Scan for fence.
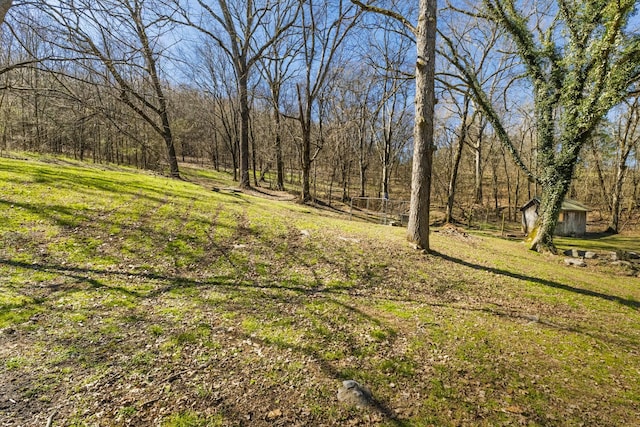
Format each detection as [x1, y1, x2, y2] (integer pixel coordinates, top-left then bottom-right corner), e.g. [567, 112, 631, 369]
[349, 197, 411, 226]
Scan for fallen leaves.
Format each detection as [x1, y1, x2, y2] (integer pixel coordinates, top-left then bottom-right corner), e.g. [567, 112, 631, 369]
[266, 408, 282, 419]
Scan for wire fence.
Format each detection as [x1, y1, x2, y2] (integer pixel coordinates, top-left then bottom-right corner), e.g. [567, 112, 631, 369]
[349, 197, 411, 226]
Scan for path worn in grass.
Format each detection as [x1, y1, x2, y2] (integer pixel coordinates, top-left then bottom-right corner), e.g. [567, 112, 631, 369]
[1, 156, 639, 426]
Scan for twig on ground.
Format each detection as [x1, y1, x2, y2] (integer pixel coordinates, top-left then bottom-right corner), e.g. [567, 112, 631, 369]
[46, 411, 57, 427]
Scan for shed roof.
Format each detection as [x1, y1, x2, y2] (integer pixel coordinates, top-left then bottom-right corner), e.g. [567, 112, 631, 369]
[520, 197, 590, 212]
[561, 199, 590, 212]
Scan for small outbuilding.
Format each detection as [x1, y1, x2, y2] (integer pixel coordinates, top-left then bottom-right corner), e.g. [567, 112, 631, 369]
[520, 197, 590, 237]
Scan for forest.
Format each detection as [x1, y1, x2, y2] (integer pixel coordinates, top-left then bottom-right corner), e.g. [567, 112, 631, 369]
[1, 0, 639, 247]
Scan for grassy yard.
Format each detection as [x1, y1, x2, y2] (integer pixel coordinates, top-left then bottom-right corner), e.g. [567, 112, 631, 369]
[1, 155, 639, 426]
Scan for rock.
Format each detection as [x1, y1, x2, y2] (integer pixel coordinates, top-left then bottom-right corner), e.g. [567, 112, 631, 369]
[564, 258, 586, 267]
[337, 380, 373, 409]
[610, 251, 622, 261]
[627, 251, 640, 260]
[300, 230, 310, 238]
[563, 249, 597, 259]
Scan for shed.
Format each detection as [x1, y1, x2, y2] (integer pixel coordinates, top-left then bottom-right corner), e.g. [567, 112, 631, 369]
[520, 197, 590, 237]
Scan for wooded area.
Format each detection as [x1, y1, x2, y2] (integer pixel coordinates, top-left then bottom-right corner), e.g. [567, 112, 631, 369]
[1, 1, 639, 250]
[2, 2, 640, 424]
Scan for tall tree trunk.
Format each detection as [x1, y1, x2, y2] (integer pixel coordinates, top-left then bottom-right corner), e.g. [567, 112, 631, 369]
[445, 96, 470, 224]
[491, 154, 499, 215]
[212, 131, 219, 170]
[609, 167, 625, 233]
[528, 155, 578, 253]
[359, 160, 367, 197]
[381, 154, 391, 198]
[445, 135, 464, 224]
[231, 138, 239, 181]
[301, 127, 312, 202]
[156, 85, 179, 177]
[608, 99, 638, 233]
[589, 142, 610, 212]
[608, 144, 634, 233]
[163, 131, 180, 178]
[528, 183, 566, 253]
[342, 160, 350, 202]
[298, 82, 313, 203]
[250, 116, 258, 187]
[274, 109, 285, 191]
[129, 0, 180, 177]
[473, 130, 483, 204]
[502, 146, 512, 220]
[407, 0, 437, 251]
[359, 134, 369, 198]
[238, 72, 251, 188]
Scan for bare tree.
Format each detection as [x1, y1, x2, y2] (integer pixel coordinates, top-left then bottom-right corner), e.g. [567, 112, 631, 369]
[444, 91, 473, 223]
[39, 0, 182, 177]
[353, 0, 437, 251]
[170, 0, 300, 189]
[608, 96, 640, 233]
[368, 26, 413, 200]
[188, 41, 243, 179]
[292, 0, 361, 203]
[343, 66, 375, 198]
[256, 4, 302, 191]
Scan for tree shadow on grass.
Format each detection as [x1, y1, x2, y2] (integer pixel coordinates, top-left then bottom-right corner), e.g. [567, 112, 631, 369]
[0, 256, 408, 425]
[431, 251, 639, 310]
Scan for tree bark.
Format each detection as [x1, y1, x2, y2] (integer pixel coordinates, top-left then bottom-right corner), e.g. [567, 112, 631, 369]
[528, 181, 567, 254]
[301, 128, 312, 202]
[238, 70, 251, 188]
[406, 0, 437, 251]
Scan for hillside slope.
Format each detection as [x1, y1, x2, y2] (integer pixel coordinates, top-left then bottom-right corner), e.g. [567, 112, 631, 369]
[1, 156, 639, 426]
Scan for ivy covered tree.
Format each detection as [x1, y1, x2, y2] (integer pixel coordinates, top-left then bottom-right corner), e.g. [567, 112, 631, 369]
[444, 0, 640, 252]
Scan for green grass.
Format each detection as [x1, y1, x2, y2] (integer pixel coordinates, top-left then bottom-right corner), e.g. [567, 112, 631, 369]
[162, 411, 224, 427]
[1, 154, 639, 426]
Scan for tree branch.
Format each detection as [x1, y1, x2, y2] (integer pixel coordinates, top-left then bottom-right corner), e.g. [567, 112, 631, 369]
[350, 0, 416, 36]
